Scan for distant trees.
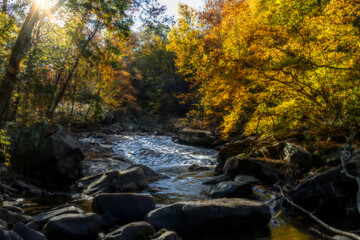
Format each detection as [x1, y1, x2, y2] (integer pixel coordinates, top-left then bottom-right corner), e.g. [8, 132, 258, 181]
[168, 0, 360, 140]
[0, 0, 167, 125]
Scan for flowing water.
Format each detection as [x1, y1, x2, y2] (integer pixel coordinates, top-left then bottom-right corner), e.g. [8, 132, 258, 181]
[81, 134, 315, 240]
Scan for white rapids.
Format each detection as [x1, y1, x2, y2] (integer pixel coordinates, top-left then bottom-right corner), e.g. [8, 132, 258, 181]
[81, 134, 218, 204]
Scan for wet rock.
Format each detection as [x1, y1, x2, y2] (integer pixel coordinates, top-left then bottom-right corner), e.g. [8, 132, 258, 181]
[333, 236, 352, 240]
[288, 165, 358, 216]
[222, 156, 287, 181]
[109, 123, 125, 134]
[128, 165, 160, 183]
[8, 230, 23, 240]
[0, 219, 8, 229]
[92, 193, 156, 228]
[0, 208, 27, 226]
[282, 143, 313, 167]
[234, 175, 261, 184]
[26, 222, 39, 231]
[177, 129, 214, 146]
[1, 206, 23, 214]
[14, 222, 46, 240]
[10, 122, 84, 184]
[206, 181, 254, 199]
[14, 180, 45, 197]
[44, 213, 101, 240]
[188, 164, 210, 171]
[202, 175, 231, 185]
[75, 173, 104, 190]
[104, 221, 155, 240]
[151, 229, 182, 240]
[145, 198, 271, 236]
[216, 137, 255, 173]
[32, 205, 84, 228]
[0, 227, 10, 240]
[83, 167, 148, 195]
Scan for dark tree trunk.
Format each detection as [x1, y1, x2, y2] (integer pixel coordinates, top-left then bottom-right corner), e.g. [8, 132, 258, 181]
[2, 0, 7, 12]
[0, 3, 41, 120]
[0, 0, 66, 120]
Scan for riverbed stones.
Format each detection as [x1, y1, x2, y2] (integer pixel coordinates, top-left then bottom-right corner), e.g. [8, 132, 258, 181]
[13, 222, 47, 240]
[43, 213, 101, 240]
[92, 193, 156, 228]
[10, 122, 84, 184]
[222, 156, 287, 181]
[104, 221, 156, 240]
[282, 143, 313, 167]
[207, 181, 254, 199]
[32, 205, 84, 228]
[83, 167, 149, 195]
[177, 128, 214, 146]
[145, 198, 271, 236]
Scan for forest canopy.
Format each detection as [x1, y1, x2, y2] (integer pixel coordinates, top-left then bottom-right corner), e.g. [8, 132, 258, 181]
[0, 0, 360, 143]
[168, 0, 360, 141]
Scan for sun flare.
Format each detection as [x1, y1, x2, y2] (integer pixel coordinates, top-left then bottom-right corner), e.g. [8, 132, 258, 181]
[34, 0, 47, 8]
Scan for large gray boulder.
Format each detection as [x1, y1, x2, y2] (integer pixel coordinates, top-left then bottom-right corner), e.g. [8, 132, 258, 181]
[222, 156, 287, 181]
[177, 129, 214, 146]
[31, 205, 84, 228]
[289, 164, 358, 217]
[104, 221, 155, 240]
[127, 165, 160, 183]
[145, 198, 271, 236]
[43, 213, 101, 240]
[10, 122, 84, 184]
[92, 193, 156, 228]
[83, 167, 149, 195]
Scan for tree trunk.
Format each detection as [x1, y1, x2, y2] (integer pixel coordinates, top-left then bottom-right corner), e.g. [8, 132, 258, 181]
[0, 0, 66, 120]
[0, 3, 40, 120]
[2, 0, 7, 12]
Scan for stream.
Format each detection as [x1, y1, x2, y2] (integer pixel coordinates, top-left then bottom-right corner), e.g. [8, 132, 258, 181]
[81, 134, 315, 240]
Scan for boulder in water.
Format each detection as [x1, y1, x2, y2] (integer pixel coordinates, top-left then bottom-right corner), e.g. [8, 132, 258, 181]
[177, 128, 214, 146]
[206, 181, 254, 199]
[43, 213, 101, 240]
[31, 205, 84, 228]
[83, 167, 148, 195]
[145, 198, 271, 236]
[10, 122, 84, 184]
[127, 164, 160, 183]
[222, 156, 287, 181]
[92, 193, 156, 228]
